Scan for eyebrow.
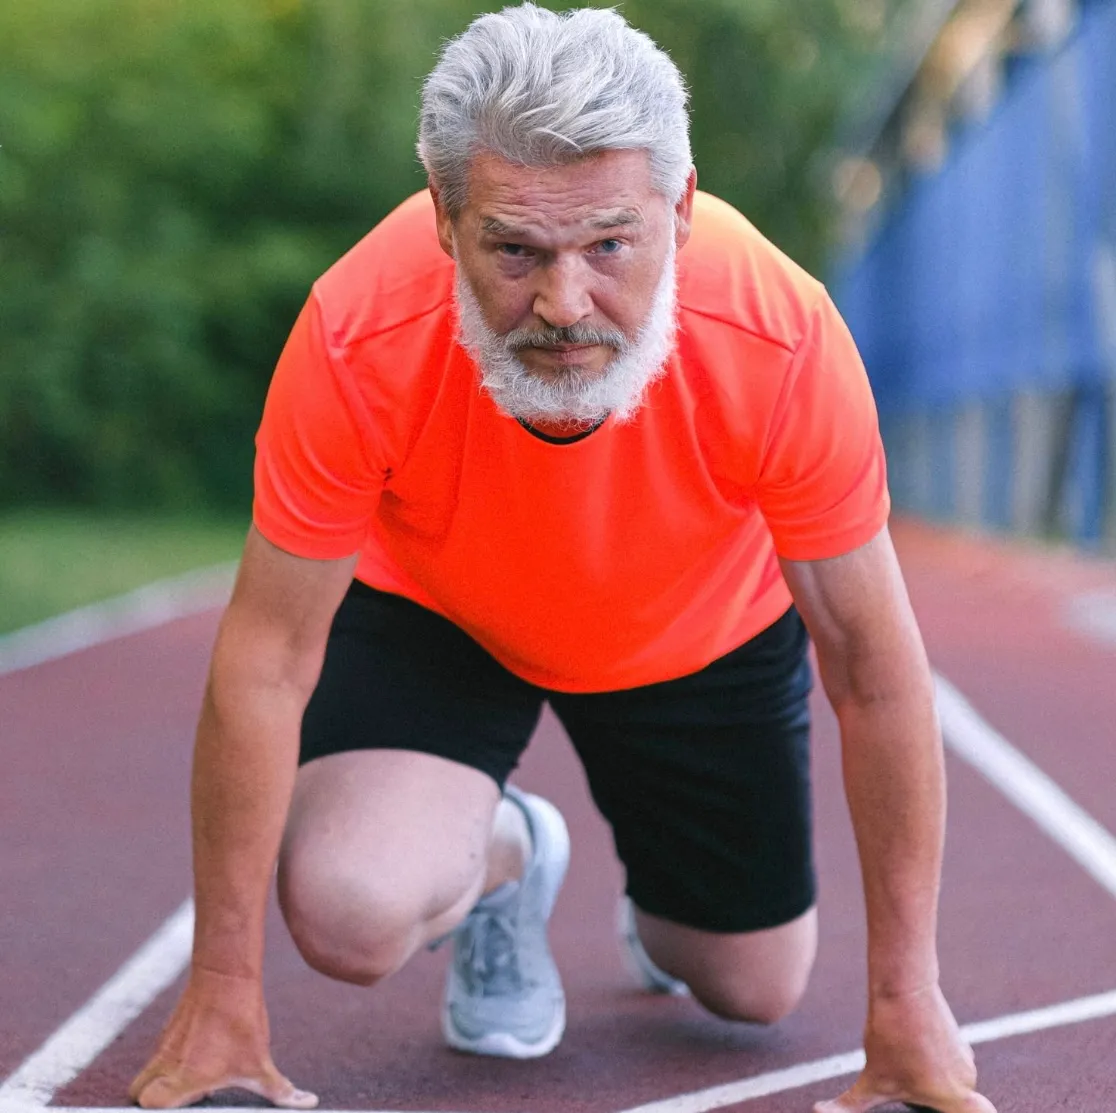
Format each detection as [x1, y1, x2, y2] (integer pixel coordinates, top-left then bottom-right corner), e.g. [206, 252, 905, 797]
[480, 216, 528, 237]
[479, 209, 645, 238]
[588, 209, 644, 230]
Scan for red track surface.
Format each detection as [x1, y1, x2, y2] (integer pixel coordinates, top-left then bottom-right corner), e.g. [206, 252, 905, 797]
[4, 517, 1116, 1112]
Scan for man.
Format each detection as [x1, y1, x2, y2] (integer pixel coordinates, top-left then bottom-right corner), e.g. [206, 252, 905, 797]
[130, 5, 995, 1112]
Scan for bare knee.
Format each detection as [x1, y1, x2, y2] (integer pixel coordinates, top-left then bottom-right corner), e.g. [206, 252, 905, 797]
[636, 905, 818, 1026]
[687, 954, 813, 1025]
[276, 750, 500, 986]
[278, 855, 437, 985]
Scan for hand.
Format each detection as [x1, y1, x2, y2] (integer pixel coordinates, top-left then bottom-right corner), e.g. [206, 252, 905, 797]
[129, 967, 317, 1109]
[813, 983, 996, 1113]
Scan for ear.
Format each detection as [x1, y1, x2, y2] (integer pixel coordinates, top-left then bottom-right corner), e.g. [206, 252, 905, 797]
[429, 182, 456, 259]
[673, 167, 697, 250]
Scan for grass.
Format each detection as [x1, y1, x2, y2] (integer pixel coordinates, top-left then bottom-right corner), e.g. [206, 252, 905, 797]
[0, 509, 249, 636]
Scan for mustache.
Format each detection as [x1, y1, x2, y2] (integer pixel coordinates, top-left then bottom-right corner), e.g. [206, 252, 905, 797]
[502, 323, 629, 353]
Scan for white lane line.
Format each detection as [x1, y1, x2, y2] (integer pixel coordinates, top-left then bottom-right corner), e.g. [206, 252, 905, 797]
[613, 1050, 866, 1113]
[613, 988, 1116, 1113]
[935, 672, 1116, 898]
[1064, 589, 1116, 646]
[961, 987, 1116, 1044]
[0, 563, 236, 677]
[15, 987, 1110, 1113]
[0, 901, 194, 1109]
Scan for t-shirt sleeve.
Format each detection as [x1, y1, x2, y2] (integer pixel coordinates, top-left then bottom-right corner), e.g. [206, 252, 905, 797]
[252, 290, 385, 559]
[756, 291, 890, 561]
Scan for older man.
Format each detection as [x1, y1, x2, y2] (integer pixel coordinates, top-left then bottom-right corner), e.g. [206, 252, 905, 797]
[130, 5, 995, 1113]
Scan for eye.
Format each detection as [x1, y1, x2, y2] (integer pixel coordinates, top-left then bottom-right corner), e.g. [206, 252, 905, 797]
[594, 239, 625, 255]
[498, 243, 532, 258]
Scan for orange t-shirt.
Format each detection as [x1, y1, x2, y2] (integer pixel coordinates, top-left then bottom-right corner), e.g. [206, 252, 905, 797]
[253, 190, 889, 692]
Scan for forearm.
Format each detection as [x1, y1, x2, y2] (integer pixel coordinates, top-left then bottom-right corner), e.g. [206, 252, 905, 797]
[189, 644, 312, 979]
[836, 682, 945, 997]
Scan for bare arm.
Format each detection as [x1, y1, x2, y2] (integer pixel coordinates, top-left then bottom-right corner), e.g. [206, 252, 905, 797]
[783, 526, 995, 1113]
[780, 525, 942, 996]
[130, 526, 355, 1109]
[191, 525, 358, 978]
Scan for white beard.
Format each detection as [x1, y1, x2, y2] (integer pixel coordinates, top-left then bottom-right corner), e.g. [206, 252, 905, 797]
[454, 238, 678, 429]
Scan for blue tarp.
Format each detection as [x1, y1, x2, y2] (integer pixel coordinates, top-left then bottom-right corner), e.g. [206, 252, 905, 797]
[835, 0, 1116, 415]
[832, 0, 1115, 541]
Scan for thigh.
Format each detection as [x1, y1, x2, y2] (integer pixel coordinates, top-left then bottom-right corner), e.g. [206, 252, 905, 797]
[551, 606, 815, 934]
[301, 580, 545, 787]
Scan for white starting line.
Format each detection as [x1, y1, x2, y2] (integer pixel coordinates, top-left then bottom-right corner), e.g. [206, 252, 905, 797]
[615, 986, 1116, 1113]
[4, 580, 1116, 1112]
[6, 986, 1116, 1113]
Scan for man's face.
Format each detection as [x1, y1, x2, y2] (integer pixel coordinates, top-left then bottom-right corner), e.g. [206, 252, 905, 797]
[435, 149, 695, 429]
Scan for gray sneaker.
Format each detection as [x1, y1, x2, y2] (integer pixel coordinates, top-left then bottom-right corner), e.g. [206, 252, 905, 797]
[617, 897, 690, 996]
[441, 786, 569, 1058]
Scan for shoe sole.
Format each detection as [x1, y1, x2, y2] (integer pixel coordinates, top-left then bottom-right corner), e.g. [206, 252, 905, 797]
[442, 999, 567, 1059]
[441, 788, 571, 1059]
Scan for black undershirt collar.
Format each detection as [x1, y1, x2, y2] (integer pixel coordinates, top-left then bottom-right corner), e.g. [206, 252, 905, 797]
[515, 415, 608, 445]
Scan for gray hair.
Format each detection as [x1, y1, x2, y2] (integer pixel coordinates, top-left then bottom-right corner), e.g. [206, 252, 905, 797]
[418, 3, 692, 217]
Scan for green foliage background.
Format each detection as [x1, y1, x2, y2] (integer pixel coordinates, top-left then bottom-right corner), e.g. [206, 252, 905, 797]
[0, 0, 906, 513]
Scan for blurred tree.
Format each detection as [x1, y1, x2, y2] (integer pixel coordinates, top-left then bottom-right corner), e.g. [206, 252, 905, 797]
[0, 0, 908, 512]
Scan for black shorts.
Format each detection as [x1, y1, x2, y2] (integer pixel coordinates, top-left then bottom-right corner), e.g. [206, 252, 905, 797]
[301, 581, 816, 933]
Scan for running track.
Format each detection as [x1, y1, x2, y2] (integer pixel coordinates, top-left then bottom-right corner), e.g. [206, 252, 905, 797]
[3, 517, 1116, 1113]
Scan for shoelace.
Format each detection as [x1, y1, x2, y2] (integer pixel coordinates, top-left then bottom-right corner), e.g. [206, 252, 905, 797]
[457, 907, 525, 997]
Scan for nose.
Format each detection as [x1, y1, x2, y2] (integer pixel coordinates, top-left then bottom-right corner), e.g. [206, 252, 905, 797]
[532, 256, 593, 329]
